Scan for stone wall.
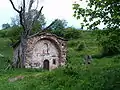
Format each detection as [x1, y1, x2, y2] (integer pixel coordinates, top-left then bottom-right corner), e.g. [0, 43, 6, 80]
[25, 32, 67, 70]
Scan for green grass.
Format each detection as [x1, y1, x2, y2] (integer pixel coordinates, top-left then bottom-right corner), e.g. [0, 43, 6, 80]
[0, 38, 13, 57]
[0, 38, 13, 70]
[0, 31, 120, 90]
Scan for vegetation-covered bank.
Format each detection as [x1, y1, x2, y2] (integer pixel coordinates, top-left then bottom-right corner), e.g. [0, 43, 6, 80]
[0, 29, 120, 90]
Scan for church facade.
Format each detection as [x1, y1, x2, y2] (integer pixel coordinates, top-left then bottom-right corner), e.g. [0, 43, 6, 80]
[24, 32, 67, 70]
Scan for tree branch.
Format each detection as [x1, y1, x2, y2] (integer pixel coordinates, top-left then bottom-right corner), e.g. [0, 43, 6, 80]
[19, 7, 25, 31]
[34, 6, 43, 22]
[29, 20, 57, 38]
[35, 0, 39, 10]
[23, 0, 25, 13]
[9, 0, 20, 13]
[28, 0, 34, 12]
[22, 0, 26, 22]
[37, 6, 44, 18]
[9, 0, 25, 31]
[31, 6, 44, 28]
[22, 0, 28, 34]
[43, 20, 57, 30]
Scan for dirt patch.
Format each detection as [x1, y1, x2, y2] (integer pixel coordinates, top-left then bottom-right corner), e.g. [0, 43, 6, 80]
[8, 75, 24, 82]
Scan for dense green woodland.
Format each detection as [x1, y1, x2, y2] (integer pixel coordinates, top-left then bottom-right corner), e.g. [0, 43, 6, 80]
[0, 27, 120, 90]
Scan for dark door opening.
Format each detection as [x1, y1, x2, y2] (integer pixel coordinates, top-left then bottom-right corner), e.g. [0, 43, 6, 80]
[43, 60, 49, 70]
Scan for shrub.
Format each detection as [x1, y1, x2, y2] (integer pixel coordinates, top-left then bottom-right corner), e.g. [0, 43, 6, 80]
[51, 29, 64, 37]
[0, 30, 7, 38]
[76, 41, 86, 51]
[64, 27, 82, 40]
[96, 29, 120, 56]
[0, 57, 11, 70]
[51, 27, 82, 40]
[5, 26, 23, 45]
[67, 40, 79, 47]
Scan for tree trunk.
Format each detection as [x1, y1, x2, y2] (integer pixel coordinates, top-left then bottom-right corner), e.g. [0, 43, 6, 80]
[20, 35, 27, 68]
[13, 34, 27, 68]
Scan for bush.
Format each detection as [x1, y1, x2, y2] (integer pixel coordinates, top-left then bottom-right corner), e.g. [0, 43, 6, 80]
[5, 26, 23, 45]
[0, 30, 7, 38]
[96, 29, 120, 56]
[67, 40, 79, 47]
[76, 41, 86, 51]
[0, 57, 11, 70]
[51, 29, 64, 37]
[51, 27, 82, 40]
[64, 27, 82, 40]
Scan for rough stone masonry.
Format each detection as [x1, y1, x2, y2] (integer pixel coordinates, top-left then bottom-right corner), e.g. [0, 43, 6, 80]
[19, 32, 67, 70]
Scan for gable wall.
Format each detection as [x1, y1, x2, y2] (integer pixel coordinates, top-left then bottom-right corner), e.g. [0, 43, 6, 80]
[25, 33, 67, 70]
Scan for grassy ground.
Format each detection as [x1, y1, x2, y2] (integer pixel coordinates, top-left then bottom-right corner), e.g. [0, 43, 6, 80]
[0, 31, 120, 90]
[0, 38, 13, 70]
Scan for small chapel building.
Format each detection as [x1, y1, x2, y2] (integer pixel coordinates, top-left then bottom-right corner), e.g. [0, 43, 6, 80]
[13, 32, 67, 70]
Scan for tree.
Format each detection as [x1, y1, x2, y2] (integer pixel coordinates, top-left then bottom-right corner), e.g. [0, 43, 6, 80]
[73, 0, 120, 56]
[73, 0, 120, 30]
[11, 15, 20, 26]
[50, 19, 67, 30]
[2, 23, 10, 29]
[11, 10, 46, 30]
[26, 9, 46, 34]
[9, 0, 56, 68]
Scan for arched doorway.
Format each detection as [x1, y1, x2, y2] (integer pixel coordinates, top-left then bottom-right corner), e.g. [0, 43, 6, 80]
[43, 60, 49, 70]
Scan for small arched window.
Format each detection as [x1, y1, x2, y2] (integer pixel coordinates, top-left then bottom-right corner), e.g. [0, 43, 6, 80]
[53, 59, 56, 64]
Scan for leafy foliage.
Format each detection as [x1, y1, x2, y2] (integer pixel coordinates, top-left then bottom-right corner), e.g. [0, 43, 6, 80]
[5, 26, 23, 44]
[73, 0, 120, 30]
[0, 26, 23, 45]
[25, 9, 46, 32]
[11, 15, 20, 26]
[67, 40, 79, 47]
[50, 19, 67, 30]
[73, 0, 120, 56]
[2, 23, 10, 29]
[64, 27, 82, 39]
[95, 29, 120, 56]
[76, 41, 86, 51]
[0, 30, 6, 38]
[51, 27, 82, 40]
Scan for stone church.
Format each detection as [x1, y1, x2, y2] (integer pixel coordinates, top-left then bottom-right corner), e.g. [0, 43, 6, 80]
[13, 32, 67, 70]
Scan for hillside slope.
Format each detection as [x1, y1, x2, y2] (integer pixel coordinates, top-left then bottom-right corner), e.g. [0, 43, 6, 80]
[0, 31, 120, 90]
